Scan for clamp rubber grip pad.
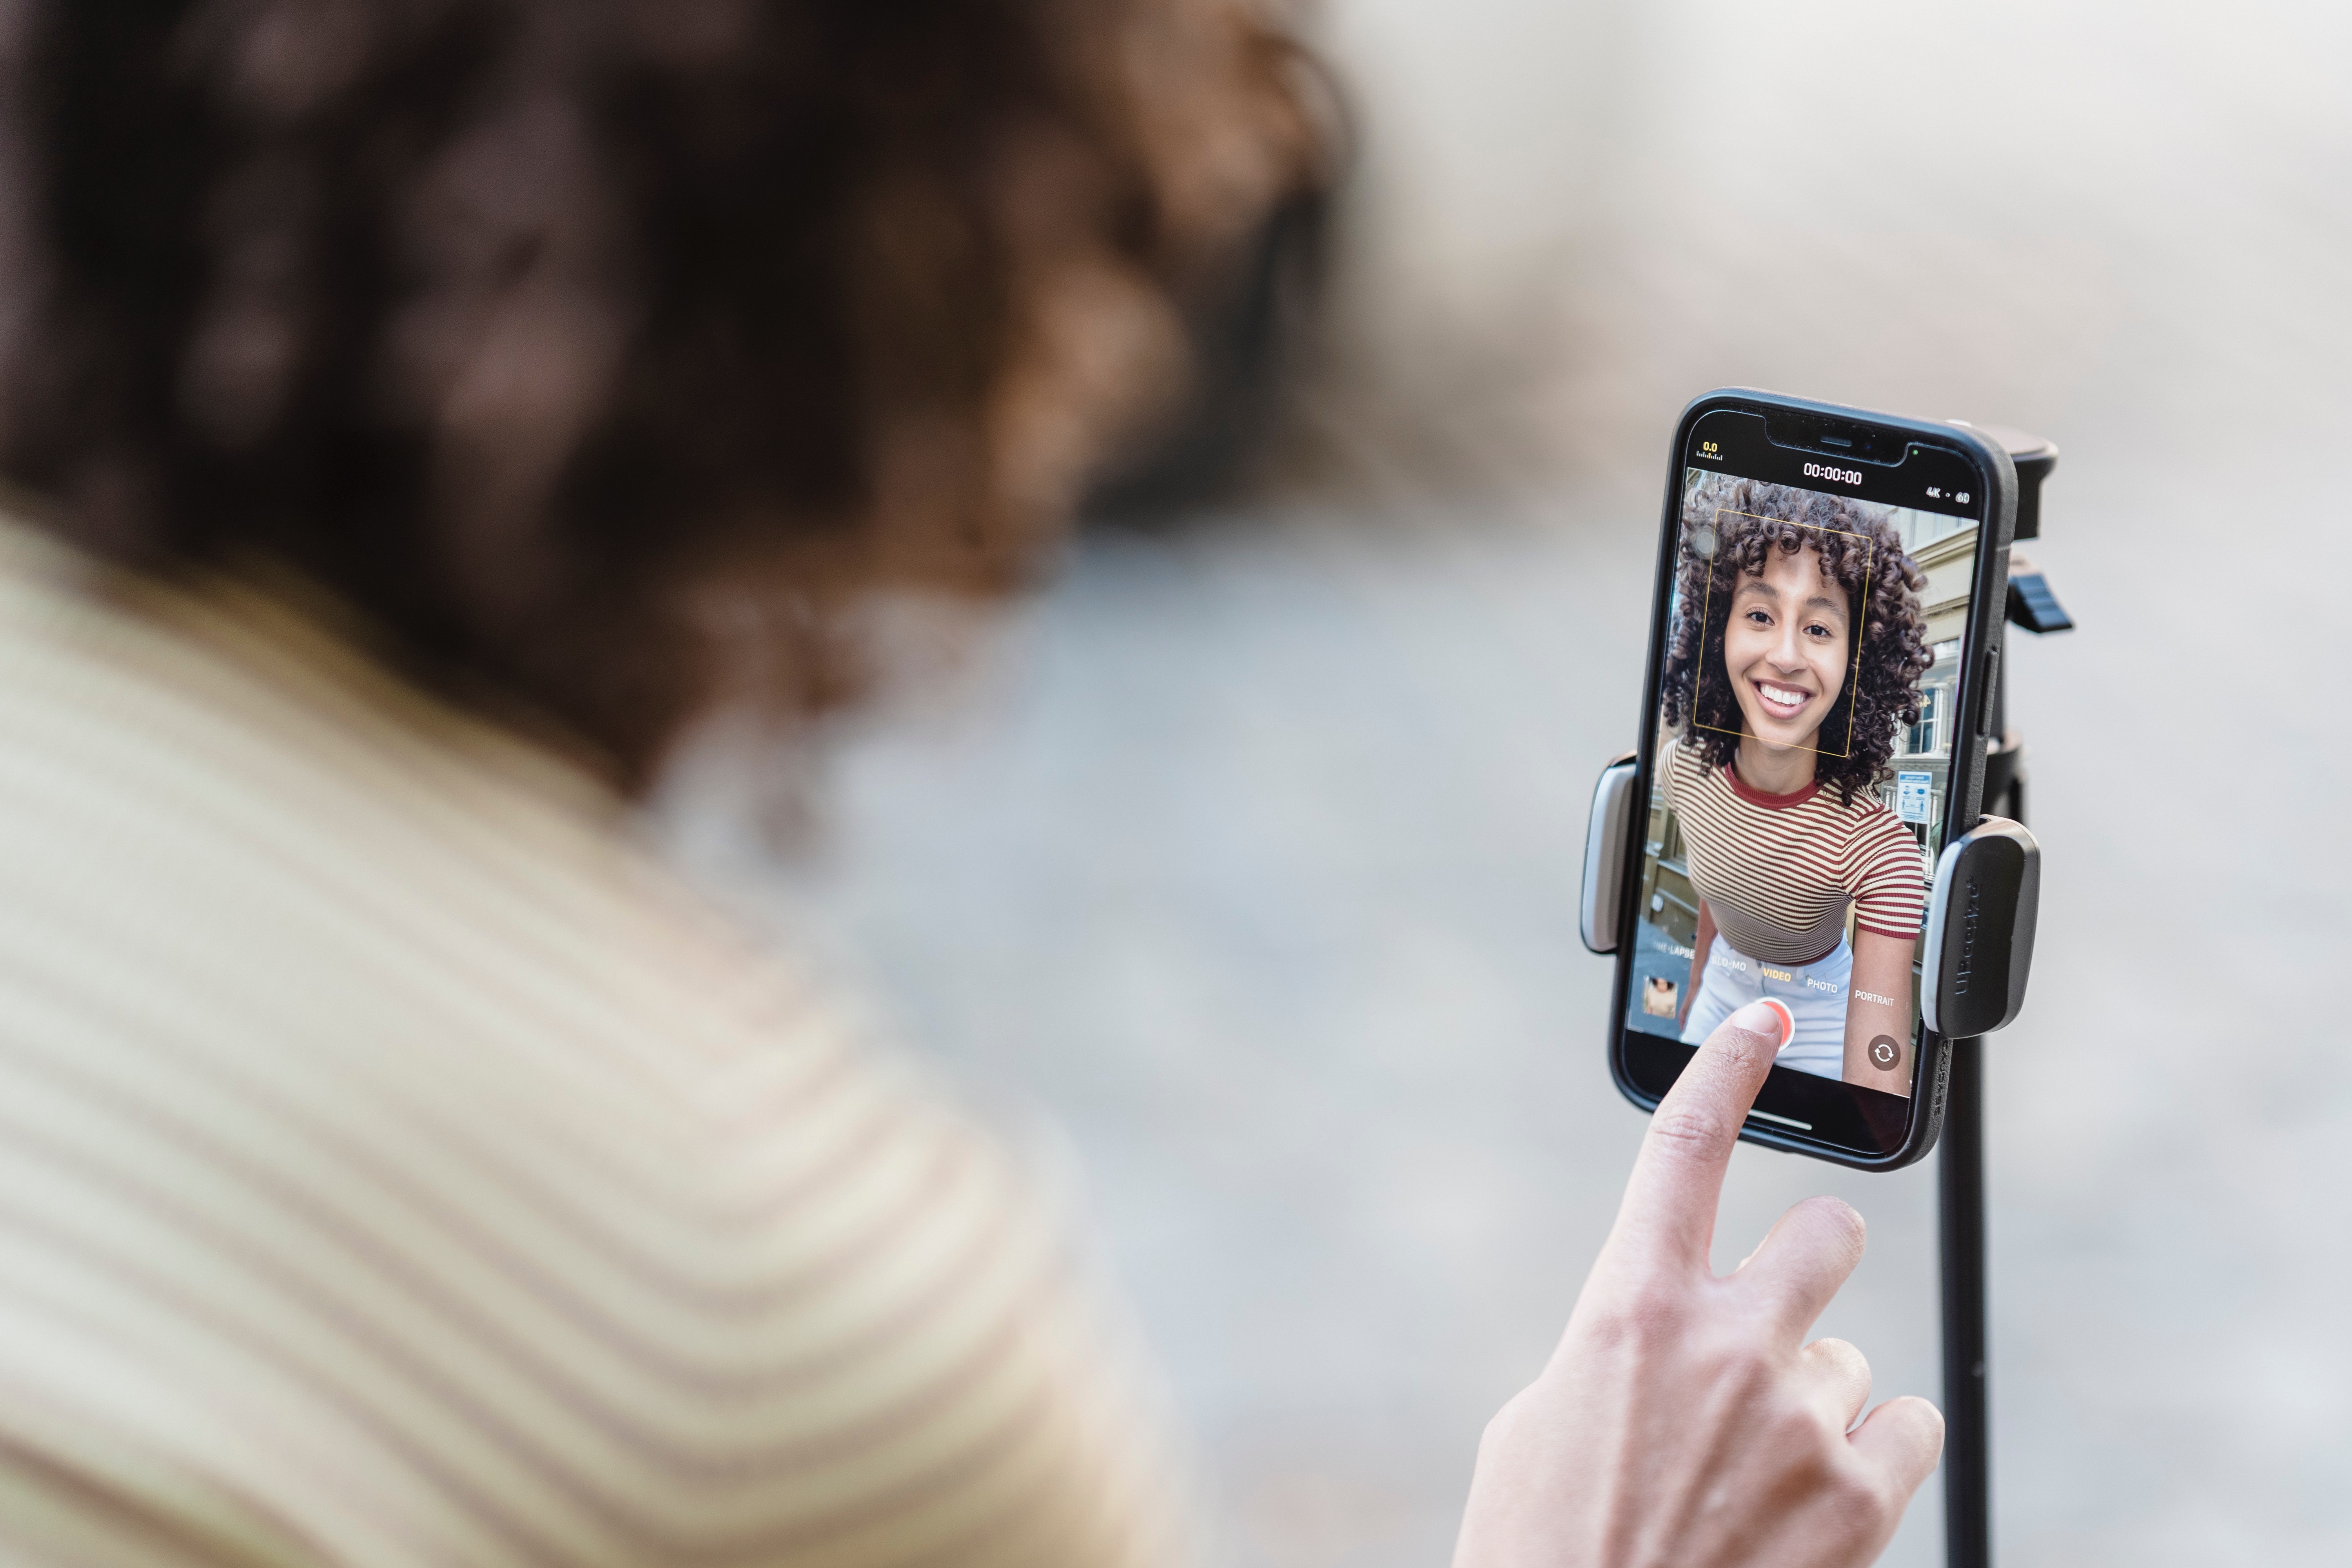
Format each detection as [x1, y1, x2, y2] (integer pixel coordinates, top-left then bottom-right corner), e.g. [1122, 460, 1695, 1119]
[1921, 816, 2040, 1038]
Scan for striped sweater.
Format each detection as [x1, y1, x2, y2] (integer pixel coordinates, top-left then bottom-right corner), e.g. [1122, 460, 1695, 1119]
[1659, 739, 1925, 965]
[0, 522, 1188, 1568]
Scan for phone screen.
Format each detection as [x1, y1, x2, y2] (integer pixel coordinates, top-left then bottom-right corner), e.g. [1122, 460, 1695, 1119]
[1618, 405, 1994, 1157]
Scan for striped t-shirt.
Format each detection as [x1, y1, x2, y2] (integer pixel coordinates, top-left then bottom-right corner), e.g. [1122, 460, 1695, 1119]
[1659, 739, 1925, 965]
[0, 521, 1190, 1568]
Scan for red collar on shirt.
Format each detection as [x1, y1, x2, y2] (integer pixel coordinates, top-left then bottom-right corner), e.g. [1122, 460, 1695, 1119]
[1720, 765, 1823, 810]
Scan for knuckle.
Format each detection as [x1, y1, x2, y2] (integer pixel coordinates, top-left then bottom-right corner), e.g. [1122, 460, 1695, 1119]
[1824, 1461, 1893, 1526]
[1586, 1280, 1691, 1351]
[1648, 1103, 1730, 1155]
[1687, 1325, 1777, 1400]
[1764, 1393, 1831, 1450]
[1808, 1335, 1870, 1377]
[1704, 1024, 1771, 1069]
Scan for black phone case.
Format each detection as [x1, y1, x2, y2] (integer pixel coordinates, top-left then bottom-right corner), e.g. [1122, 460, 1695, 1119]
[1605, 387, 2019, 1171]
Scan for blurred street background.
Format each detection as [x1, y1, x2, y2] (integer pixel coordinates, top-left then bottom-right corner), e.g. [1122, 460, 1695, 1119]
[665, 2, 2352, 1564]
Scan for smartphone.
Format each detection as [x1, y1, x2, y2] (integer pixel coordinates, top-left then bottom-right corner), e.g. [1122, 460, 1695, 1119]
[1606, 389, 2017, 1169]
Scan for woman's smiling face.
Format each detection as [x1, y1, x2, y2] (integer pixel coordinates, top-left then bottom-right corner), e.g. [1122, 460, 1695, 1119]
[1721, 543, 1851, 753]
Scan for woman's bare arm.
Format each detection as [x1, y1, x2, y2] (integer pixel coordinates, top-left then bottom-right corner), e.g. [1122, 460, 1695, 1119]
[1841, 927, 1915, 1090]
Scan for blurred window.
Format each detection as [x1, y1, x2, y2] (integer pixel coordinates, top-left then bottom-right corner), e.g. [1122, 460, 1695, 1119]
[1905, 687, 1942, 757]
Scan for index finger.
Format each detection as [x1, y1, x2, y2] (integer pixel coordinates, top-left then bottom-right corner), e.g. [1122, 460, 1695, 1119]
[1607, 999, 1786, 1270]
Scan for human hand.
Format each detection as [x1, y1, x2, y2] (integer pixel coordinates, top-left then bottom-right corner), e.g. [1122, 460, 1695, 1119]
[1452, 1000, 1943, 1568]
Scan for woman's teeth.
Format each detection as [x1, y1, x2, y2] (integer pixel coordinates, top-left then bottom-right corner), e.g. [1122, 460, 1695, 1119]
[1759, 682, 1809, 708]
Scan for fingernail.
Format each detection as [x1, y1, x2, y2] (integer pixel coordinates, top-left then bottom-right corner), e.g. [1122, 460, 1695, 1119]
[1728, 998, 1793, 1049]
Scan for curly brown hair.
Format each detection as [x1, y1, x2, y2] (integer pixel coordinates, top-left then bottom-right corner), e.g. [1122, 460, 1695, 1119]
[1659, 475, 1934, 805]
[0, 0, 1325, 789]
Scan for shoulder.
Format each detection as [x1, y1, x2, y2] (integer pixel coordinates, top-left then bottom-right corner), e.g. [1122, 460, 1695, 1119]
[1837, 790, 1918, 866]
[0, 537, 1193, 1568]
[1659, 736, 1705, 795]
[1821, 782, 1896, 838]
[1656, 737, 1681, 799]
[1840, 788, 1906, 835]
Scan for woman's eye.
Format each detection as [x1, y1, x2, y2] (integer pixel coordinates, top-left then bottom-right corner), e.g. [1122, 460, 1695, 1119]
[1745, 609, 1772, 625]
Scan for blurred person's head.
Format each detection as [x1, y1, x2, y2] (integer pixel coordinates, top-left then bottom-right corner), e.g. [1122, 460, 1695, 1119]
[0, 0, 1321, 789]
[1661, 481, 1931, 804]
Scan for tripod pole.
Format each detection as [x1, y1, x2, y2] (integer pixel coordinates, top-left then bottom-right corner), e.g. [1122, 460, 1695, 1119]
[1938, 1034, 1990, 1568]
[1935, 423, 2067, 1567]
[1939, 647, 2011, 1568]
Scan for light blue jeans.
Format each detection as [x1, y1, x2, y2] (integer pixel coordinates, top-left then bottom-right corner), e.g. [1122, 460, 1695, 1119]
[1680, 933, 1851, 1081]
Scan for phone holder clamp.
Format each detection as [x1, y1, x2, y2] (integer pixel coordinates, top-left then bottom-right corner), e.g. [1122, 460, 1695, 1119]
[1578, 759, 2040, 1040]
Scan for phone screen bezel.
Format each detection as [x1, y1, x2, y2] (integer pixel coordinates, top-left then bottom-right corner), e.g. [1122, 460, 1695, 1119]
[1605, 390, 2016, 1171]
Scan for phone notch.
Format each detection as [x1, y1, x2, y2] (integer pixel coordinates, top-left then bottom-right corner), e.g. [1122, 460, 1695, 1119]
[1761, 411, 1911, 466]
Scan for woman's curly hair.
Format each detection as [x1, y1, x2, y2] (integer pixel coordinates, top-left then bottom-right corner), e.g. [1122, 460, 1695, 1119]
[0, 0, 1326, 789]
[1659, 475, 1934, 805]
